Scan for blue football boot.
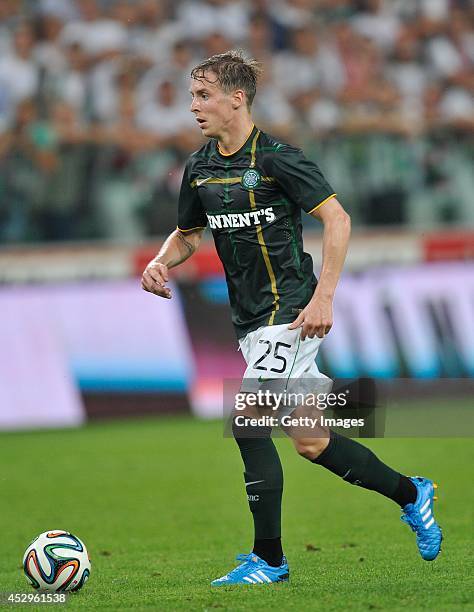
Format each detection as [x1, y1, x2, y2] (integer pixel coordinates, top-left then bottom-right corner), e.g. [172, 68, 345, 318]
[211, 553, 289, 586]
[401, 477, 442, 561]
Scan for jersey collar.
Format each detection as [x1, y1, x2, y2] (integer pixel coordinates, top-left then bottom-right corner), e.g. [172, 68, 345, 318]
[216, 124, 257, 159]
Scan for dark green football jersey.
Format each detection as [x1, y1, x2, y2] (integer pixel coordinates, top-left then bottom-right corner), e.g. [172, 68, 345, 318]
[177, 125, 336, 339]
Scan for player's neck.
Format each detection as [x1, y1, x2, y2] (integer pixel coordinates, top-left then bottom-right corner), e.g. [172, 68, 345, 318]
[217, 117, 255, 156]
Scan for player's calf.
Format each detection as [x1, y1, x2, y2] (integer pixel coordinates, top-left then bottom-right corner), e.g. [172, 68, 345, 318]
[304, 430, 420, 508]
[231, 413, 284, 568]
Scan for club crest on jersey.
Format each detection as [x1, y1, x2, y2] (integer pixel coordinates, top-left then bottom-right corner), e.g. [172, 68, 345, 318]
[241, 168, 261, 190]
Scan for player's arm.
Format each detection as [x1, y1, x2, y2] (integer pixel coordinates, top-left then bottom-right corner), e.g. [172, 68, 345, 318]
[270, 144, 350, 340]
[141, 228, 204, 299]
[142, 157, 207, 299]
[289, 197, 350, 339]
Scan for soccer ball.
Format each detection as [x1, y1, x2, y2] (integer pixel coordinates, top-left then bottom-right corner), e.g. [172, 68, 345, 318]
[23, 530, 91, 592]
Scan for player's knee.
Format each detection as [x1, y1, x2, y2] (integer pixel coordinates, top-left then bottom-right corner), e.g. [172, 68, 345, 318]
[231, 416, 272, 447]
[294, 438, 330, 461]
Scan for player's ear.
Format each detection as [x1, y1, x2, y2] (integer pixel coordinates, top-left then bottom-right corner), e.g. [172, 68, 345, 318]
[232, 90, 245, 109]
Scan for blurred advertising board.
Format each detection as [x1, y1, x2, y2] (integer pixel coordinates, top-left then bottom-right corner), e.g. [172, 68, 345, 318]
[0, 280, 194, 430]
[1, 240, 473, 427]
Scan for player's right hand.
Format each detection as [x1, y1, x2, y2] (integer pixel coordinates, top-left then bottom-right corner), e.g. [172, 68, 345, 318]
[141, 260, 172, 299]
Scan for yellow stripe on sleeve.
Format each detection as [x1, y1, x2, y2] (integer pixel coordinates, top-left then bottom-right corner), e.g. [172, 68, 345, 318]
[307, 193, 337, 215]
[176, 226, 206, 233]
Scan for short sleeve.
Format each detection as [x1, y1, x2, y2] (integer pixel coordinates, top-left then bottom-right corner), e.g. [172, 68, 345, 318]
[177, 161, 208, 232]
[271, 145, 336, 214]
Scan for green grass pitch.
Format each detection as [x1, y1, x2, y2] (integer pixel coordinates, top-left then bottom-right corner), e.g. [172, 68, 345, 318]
[0, 404, 473, 611]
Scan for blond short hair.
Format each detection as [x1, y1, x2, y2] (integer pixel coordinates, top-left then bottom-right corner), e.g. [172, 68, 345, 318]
[191, 49, 262, 109]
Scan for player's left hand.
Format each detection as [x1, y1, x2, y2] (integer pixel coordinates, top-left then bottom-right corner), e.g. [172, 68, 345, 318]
[288, 297, 333, 341]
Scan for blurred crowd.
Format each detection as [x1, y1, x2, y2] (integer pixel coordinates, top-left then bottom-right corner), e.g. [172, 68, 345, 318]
[0, 0, 473, 243]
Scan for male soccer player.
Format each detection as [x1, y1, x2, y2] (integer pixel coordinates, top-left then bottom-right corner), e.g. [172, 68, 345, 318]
[142, 50, 442, 585]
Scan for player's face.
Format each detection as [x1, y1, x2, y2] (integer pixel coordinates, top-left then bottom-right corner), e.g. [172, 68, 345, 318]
[189, 72, 235, 138]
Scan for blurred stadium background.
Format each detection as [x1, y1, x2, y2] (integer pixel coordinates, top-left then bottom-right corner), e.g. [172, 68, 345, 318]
[0, 2, 473, 608]
[0, 0, 473, 429]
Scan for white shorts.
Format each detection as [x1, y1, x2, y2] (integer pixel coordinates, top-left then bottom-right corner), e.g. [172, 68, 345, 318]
[239, 323, 332, 397]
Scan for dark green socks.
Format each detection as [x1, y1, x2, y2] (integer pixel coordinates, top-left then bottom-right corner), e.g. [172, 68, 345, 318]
[231, 423, 417, 569]
[312, 431, 417, 507]
[232, 420, 284, 565]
